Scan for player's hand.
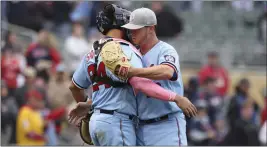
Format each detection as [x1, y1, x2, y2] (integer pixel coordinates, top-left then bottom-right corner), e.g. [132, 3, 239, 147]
[68, 102, 91, 126]
[174, 95, 197, 117]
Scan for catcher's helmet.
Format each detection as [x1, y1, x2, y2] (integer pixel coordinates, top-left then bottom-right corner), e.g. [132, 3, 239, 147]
[96, 4, 131, 35]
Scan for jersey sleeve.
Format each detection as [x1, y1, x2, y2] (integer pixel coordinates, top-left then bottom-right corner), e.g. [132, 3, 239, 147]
[158, 47, 180, 81]
[72, 52, 94, 89]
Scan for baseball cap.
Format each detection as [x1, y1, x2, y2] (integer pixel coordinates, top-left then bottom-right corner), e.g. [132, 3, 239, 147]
[122, 8, 157, 30]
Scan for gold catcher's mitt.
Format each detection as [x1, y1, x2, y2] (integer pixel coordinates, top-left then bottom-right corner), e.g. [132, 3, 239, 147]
[100, 41, 131, 81]
[79, 111, 93, 145]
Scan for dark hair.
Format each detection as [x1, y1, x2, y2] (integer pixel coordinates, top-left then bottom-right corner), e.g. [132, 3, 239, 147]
[36, 69, 50, 84]
[235, 78, 250, 95]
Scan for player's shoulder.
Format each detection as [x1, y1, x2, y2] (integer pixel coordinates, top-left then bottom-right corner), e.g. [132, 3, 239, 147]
[157, 41, 178, 56]
[158, 41, 176, 52]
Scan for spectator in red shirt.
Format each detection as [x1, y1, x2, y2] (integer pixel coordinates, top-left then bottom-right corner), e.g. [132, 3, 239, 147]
[198, 51, 229, 97]
[1, 32, 26, 96]
[1, 50, 22, 96]
[25, 29, 61, 73]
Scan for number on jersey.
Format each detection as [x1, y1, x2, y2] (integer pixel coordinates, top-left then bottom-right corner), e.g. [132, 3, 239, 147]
[87, 62, 111, 92]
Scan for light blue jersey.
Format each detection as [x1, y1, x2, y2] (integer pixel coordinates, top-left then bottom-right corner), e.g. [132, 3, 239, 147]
[72, 39, 143, 116]
[136, 40, 187, 146]
[137, 40, 184, 120]
[72, 38, 144, 146]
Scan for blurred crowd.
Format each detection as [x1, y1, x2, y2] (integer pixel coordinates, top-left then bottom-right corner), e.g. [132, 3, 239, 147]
[1, 1, 266, 146]
[184, 52, 266, 146]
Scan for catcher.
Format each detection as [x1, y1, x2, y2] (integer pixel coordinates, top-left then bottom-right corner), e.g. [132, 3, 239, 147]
[68, 4, 196, 146]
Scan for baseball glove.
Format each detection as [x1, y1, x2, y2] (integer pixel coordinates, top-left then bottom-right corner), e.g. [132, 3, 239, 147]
[79, 111, 93, 145]
[100, 41, 131, 81]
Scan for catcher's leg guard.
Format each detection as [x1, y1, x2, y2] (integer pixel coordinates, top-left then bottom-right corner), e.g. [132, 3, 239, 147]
[89, 110, 136, 146]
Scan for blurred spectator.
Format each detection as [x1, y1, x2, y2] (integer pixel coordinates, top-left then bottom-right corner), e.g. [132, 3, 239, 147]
[2, 31, 22, 53]
[199, 77, 223, 125]
[261, 88, 267, 125]
[188, 100, 216, 145]
[41, 106, 66, 145]
[1, 31, 27, 89]
[16, 89, 46, 146]
[46, 63, 73, 142]
[184, 76, 200, 103]
[48, 64, 73, 109]
[198, 52, 229, 97]
[151, 2, 184, 39]
[223, 100, 260, 146]
[259, 121, 267, 145]
[1, 80, 18, 144]
[34, 60, 53, 109]
[211, 114, 228, 145]
[227, 78, 260, 129]
[35, 60, 52, 86]
[14, 67, 36, 108]
[25, 29, 61, 72]
[1, 48, 23, 96]
[64, 23, 90, 73]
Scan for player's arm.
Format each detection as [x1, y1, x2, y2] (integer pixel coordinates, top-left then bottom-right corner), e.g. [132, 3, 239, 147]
[69, 54, 93, 103]
[128, 77, 197, 117]
[128, 50, 179, 81]
[69, 82, 87, 103]
[128, 77, 177, 101]
[128, 65, 174, 80]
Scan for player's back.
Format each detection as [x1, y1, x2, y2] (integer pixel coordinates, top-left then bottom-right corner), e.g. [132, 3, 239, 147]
[76, 38, 143, 116]
[137, 41, 184, 120]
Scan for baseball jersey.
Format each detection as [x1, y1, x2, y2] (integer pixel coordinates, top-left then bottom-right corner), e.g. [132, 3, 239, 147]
[137, 41, 184, 120]
[72, 38, 143, 116]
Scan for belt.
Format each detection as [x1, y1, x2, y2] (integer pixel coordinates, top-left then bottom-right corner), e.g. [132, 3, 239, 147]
[96, 109, 135, 120]
[139, 114, 169, 124]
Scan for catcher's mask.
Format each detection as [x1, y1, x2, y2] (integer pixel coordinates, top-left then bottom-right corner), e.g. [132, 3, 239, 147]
[96, 4, 131, 40]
